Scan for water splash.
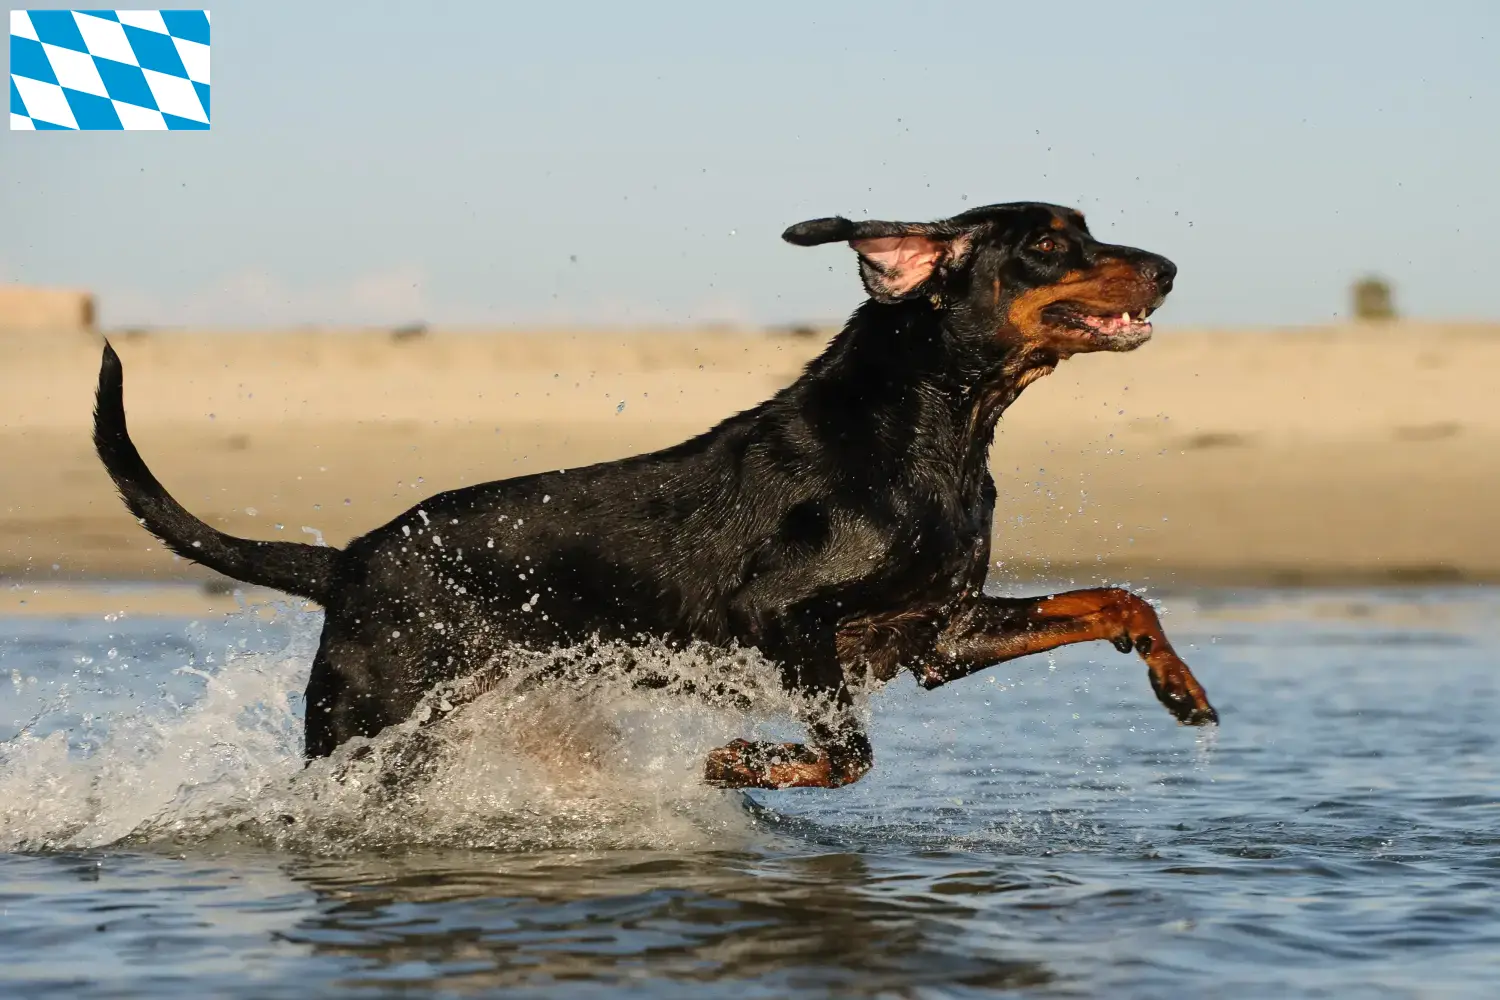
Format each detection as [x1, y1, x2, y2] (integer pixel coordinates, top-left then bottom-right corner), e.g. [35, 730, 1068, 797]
[0, 609, 827, 855]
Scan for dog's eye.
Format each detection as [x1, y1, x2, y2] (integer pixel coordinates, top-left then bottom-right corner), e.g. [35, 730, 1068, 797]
[1031, 237, 1062, 253]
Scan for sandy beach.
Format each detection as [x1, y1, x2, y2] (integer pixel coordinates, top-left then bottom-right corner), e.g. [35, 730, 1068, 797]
[2, 321, 1497, 608]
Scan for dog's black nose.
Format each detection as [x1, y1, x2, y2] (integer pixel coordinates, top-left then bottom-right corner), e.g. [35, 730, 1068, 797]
[1144, 255, 1177, 294]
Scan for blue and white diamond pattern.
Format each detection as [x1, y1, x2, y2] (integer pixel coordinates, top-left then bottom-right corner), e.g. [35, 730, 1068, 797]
[10, 9, 210, 130]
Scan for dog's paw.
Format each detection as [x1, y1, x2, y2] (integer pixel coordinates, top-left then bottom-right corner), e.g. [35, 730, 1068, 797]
[703, 738, 759, 787]
[1148, 662, 1219, 726]
[703, 739, 833, 789]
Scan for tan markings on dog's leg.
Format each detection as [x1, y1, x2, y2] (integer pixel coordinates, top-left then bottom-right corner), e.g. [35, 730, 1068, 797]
[923, 589, 1218, 725]
[703, 739, 868, 789]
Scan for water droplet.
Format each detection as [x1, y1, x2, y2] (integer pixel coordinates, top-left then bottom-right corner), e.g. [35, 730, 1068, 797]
[615, 400, 626, 414]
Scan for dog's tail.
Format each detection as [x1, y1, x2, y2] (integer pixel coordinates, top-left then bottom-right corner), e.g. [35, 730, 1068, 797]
[92, 342, 338, 604]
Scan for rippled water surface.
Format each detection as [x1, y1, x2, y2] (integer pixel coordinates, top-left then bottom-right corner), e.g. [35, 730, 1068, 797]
[2, 586, 1497, 997]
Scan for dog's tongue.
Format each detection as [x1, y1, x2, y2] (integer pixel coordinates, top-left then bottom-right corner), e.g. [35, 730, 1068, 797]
[1081, 312, 1149, 336]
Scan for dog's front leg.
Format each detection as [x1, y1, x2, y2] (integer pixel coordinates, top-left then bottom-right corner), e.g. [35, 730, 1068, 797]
[703, 713, 873, 789]
[919, 588, 1218, 725]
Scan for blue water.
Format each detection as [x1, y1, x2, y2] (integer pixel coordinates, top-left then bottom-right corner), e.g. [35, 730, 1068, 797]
[2, 587, 1497, 997]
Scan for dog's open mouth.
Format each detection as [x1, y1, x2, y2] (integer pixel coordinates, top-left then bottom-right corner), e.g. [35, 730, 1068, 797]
[1043, 303, 1157, 347]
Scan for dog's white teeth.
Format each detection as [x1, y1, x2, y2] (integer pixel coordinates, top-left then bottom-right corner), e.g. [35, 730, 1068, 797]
[1121, 312, 1131, 324]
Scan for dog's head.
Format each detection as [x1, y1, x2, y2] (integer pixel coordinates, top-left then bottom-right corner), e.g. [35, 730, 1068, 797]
[783, 202, 1175, 358]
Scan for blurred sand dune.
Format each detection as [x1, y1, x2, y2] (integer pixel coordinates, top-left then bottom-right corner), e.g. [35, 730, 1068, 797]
[2, 322, 1497, 591]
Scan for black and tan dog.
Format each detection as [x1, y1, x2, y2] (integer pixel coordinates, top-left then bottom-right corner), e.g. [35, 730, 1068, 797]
[92, 201, 1217, 790]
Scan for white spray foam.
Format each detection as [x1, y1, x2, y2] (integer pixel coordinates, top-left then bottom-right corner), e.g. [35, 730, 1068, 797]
[0, 609, 830, 854]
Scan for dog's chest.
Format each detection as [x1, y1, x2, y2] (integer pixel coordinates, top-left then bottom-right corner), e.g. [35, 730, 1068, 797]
[892, 480, 993, 596]
[835, 533, 982, 685]
[832, 482, 993, 683]
[907, 540, 984, 616]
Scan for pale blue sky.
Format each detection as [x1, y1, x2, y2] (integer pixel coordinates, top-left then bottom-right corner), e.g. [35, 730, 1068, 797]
[3, 1, 1497, 329]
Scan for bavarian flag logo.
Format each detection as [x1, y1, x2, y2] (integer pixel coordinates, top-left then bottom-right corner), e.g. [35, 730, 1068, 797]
[10, 10, 210, 129]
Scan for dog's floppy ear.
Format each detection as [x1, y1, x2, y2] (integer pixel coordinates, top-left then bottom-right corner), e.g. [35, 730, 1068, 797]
[783, 216, 975, 303]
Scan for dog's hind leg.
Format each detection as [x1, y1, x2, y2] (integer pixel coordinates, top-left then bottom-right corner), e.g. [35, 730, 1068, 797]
[918, 588, 1218, 725]
[303, 631, 396, 759]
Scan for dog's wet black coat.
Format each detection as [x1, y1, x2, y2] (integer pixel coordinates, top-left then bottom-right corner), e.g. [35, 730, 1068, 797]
[94, 201, 1213, 786]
